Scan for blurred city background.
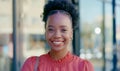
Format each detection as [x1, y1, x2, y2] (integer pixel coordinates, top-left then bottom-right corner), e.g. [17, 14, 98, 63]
[0, 0, 120, 71]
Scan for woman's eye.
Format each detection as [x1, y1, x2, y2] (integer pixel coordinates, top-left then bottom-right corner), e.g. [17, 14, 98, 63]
[61, 29, 67, 32]
[48, 28, 54, 31]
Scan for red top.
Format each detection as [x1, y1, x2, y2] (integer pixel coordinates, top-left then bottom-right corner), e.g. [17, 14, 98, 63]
[21, 52, 94, 71]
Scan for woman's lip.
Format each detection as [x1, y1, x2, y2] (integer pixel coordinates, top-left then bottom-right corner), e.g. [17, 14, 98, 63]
[51, 39, 64, 42]
[52, 41, 64, 45]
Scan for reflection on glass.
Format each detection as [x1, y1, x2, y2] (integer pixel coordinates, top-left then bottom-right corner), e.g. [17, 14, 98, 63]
[23, 34, 46, 58]
[94, 27, 101, 34]
[21, 0, 46, 61]
[0, 0, 13, 71]
[0, 34, 13, 71]
[80, 0, 104, 71]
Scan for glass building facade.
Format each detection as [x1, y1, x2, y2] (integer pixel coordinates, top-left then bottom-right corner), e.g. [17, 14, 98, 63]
[0, 0, 120, 71]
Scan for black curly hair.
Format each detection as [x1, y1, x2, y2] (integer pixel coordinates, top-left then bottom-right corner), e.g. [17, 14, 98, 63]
[42, 0, 78, 30]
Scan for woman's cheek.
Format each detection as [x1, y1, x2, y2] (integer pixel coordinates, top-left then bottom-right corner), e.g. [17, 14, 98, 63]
[46, 32, 53, 39]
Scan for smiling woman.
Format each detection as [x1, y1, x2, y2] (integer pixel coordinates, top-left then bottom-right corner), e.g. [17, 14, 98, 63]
[21, 0, 94, 71]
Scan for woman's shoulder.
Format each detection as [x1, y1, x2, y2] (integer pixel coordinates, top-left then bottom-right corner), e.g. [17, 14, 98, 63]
[21, 56, 39, 68]
[72, 55, 94, 71]
[24, 56, 38, 63]
[78, 58, 94, 71]
[21, 56, 37, 71]
[21, 54, 48, 71]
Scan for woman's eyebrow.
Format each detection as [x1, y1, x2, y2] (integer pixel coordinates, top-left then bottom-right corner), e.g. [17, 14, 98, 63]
[47, 25, 69, 29]
[48, 25, 54, 28]
[60, 25, 68, 28]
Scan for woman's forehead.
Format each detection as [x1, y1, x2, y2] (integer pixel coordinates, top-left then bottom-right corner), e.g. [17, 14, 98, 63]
[47, 15, 72, 27]
[47, 13, 72, 23]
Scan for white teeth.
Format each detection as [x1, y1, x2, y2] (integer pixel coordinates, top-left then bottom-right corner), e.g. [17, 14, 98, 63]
[53, 41, 62, 45]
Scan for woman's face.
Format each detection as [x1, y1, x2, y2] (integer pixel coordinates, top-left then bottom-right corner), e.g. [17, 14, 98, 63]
[45, 13, 73, 51]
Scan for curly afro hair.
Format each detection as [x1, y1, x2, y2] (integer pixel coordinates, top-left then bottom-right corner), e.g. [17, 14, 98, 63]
[42, 0, 78, 29]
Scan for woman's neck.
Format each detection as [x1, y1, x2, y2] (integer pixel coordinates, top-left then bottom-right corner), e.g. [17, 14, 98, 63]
[49, 49, 68, 60]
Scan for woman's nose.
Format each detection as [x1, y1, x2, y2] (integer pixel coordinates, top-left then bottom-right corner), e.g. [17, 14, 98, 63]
[54, 31, 61, 38]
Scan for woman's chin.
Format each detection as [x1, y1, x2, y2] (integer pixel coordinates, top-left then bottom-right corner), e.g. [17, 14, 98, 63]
[51, 46, 64, 51]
